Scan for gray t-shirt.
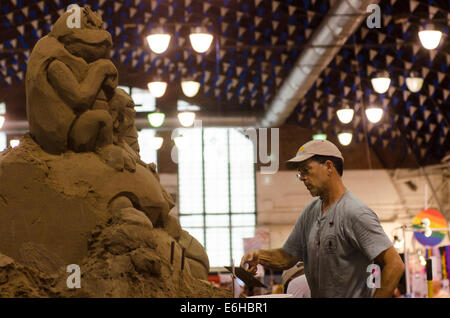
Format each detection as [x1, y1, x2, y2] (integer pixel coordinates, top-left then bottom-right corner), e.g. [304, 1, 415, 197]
[282, 190, 392, 298]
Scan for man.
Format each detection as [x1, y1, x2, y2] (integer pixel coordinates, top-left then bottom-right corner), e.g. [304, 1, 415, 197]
[241, 139, 405, 297]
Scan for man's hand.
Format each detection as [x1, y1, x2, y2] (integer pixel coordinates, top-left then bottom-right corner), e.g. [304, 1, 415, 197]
[241, 250, 260, 275]
[241, 248, 299, 275]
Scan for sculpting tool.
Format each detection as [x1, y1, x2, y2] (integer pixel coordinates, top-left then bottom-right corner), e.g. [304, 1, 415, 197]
[180, 247, 185, 289]
[170, 241, 175, 265]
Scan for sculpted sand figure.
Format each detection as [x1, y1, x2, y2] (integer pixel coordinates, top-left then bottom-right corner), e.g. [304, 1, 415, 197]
[0, 6, 214, 292]
[26, 6, 135, 171]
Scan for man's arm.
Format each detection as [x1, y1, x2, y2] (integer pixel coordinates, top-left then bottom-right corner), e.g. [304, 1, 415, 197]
[373, 246, 405, 298]
[240, 248, 299, 274]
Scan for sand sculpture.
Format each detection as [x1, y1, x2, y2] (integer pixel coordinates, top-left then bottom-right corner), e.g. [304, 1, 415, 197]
[0, 7, 228, 297]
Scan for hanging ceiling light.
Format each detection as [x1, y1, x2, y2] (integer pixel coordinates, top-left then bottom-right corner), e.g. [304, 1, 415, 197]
[147, 111, 165, 128]
[337, 132, 353, 146]
[336, 106, 354, 124]
[181, 80, 201, 97]
[146, 29, 171, 54]
[365, 106, 383, 124]
[149, 137, 164, 150]
[178, 111, 196, 127]
[371, 72, 391, 94]
[0, 115, 5, 129]
[189, 27, 214, 53]
[312, 133, 327, 140]
[418, 25, 443, 50]
[405, 72, 424, 93]
[147, 81, 167, 98]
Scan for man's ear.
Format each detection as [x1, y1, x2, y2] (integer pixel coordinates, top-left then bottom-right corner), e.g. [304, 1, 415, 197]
[325, 160, 334, 174]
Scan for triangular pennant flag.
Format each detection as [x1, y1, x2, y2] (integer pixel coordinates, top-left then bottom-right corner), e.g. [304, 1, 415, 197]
[17, 25, 25, 35]
[410, 0, 420, 12]
[305, 29, 312, 38]
[221, 7, 228, 16]
[419, 95, 426, 105]
[386, 55, 394, 65]
[429, 6, 439, 19]
[422, 67, 429, 78]
[239, 27, 246, 38]
[38, 1, 44, 12]
[370, 50, 377, 60]
[420, 148, 426, 158]
[404, 117, 410, 126]
[130, 7, 137, 18]
[271, 35, 278, 45]
[114, 2, 122, 12]
[203, 2, 211, 12]
[443, 89, 449, 100]
[288, 25, 296, 36]
[255, 16, 262, 27]
[272, 1, 281, 12]
[403, 90, 411, 100]
[417, 120, 423, 129]
[7, 13, 14, 23]
[288, 5, 296, 16]
[437, 72, 445, 83]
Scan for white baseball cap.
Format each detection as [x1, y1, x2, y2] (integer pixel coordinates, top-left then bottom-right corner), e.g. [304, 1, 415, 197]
[287, 139, 344, 163]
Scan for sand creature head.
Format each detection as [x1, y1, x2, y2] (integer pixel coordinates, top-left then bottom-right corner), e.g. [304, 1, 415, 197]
[50, 6, 112, 62]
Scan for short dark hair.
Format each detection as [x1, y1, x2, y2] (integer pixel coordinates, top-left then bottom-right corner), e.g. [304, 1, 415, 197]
[310, 155, 344, 176]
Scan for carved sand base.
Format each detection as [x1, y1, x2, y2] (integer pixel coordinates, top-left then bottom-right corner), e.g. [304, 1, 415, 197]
[0, 134, 226, 297]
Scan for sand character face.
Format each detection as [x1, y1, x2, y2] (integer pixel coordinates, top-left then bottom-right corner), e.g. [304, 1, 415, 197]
[51, 6, 112, 63]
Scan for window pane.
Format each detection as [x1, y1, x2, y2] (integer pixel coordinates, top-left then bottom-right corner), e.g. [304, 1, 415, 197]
[183, 228, 205, 248]
[231, 214, 255, 227]
[231, 227, 255, 267]
[178, 128, 203, 214]
[206, 228, 230, 267]
[179, 215, 204, 228]
[138, 129, 157, 165]
[117, 85, 130, 94]
[229, 129, 255, 213]
[204, 128, 229, 213]
[206, 214, 229, 227]
[131, 87, 156, 112]
[0, 132, 6, 152]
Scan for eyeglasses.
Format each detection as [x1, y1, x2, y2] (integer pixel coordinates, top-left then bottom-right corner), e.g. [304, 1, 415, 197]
[296, 162, 324, 180]
[296, 168, 311, 180]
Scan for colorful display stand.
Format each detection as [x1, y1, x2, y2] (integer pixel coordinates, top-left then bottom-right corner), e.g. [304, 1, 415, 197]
[413, 209, 448, 246]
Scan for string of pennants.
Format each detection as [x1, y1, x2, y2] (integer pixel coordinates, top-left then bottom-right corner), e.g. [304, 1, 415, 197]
[293, 0, 449, 164]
